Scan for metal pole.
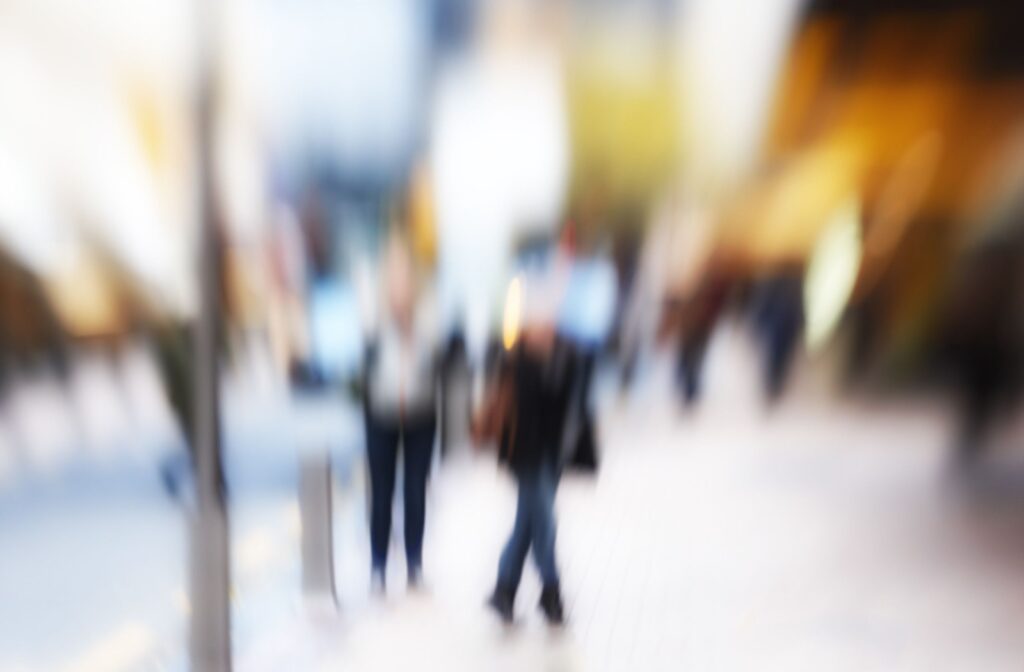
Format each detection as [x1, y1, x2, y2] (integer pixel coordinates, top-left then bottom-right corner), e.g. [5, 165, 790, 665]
[299, 452, 337, 607]
[189, 0, 231, 669]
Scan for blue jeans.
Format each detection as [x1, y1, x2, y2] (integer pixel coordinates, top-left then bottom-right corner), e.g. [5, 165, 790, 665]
[366, 415, 436, 573]
[497, 463, 560, 590]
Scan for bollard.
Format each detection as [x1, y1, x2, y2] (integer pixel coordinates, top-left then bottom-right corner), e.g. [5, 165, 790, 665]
[443, 360, 473, 456]
[299, 453, 337, 609]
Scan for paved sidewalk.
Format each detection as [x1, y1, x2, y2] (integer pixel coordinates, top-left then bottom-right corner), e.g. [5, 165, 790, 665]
[9, 327, 1024, 671]
[230, 322, 1024, 671]
[238, 380, 1024, 671]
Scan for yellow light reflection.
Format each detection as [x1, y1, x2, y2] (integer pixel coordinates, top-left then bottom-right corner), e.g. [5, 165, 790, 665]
[804, 197, 862, 352]
[503, 276, 522, 351]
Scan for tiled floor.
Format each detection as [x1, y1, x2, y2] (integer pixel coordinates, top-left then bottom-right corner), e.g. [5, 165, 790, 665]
[236, 358, 1024, 671]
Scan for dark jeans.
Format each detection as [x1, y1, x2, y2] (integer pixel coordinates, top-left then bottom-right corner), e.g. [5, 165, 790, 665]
[764, 325, 798, 400]
[677, 334, 709, 405]
[366, 413, 436, 573]
[497, 462, 560, 591]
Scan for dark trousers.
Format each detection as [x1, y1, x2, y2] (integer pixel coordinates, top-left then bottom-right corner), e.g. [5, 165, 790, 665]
[764, 323, 799, 400]
[497, 463, 560, 591]
[677, 333, 709, 405]
[366, 413, 436, 573]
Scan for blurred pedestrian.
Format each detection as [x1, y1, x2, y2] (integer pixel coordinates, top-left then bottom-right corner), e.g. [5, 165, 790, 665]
[940, 235, 1024, 461]
[751, 270, 803, 402]
[364, 235, 439, 594]
[477, 266, 576, 626]
[671, 271, 730, 406]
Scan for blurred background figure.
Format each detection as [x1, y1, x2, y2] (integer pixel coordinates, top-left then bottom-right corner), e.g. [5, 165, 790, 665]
[363, 229, 439, 594]
[665, 266, 732, 408]
[483, 246, 576, 626]
[556, 230, 616, 471]
[938, 230, 1024, 461]
[750, 266, 805, 402]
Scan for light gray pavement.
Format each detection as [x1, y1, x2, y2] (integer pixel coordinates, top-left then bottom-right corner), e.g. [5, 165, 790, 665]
[238, 325, 1024, 672]
[6, 324, 1024, 671]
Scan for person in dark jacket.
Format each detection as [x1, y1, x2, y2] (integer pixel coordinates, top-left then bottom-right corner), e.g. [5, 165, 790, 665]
[486, 319, 576, 626]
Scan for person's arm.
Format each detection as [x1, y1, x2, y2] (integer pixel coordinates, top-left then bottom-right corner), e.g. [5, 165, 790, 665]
[470, 354, 514, 448]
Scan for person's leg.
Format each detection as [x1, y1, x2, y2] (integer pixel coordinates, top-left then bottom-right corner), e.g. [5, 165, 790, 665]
[682, 337, 706, 405]
[766, 320, 799, 401]
[366, 417, 399, 577]
[529, 465, 560, 588]
[530, 464, 565, 624]
[402, 417, 436, 578]
[764, 327, 784, 399]
[489, 472, 536, 621]
[497, 473, 536, 590]
[579, 351, 595, 407]
[675, 337, 690, 401]
[957, 363, 997, 463]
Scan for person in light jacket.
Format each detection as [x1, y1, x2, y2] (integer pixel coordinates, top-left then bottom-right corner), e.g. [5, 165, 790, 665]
[364, 235, 439, 594]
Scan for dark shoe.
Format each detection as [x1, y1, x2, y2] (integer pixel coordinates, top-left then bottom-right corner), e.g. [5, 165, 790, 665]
[538, 584, 565, 626]
[487, 584, 515, 624]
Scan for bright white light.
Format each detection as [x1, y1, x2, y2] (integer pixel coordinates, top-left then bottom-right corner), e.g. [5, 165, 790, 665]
[677, 0, 805, 189]
[804, 197, 862, 352]
[430, 49, 569, 361]
[0, 5, 195, 315]
[0, 147, 65, 274]
[252, 0, 426, 179]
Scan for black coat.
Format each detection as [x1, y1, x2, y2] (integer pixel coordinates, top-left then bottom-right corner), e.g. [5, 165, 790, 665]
[499, 339, 576, 476]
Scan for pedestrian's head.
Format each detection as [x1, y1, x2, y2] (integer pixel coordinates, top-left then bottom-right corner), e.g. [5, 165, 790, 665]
[506, 243, 569, 351]
[384, 233, 415, 332]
